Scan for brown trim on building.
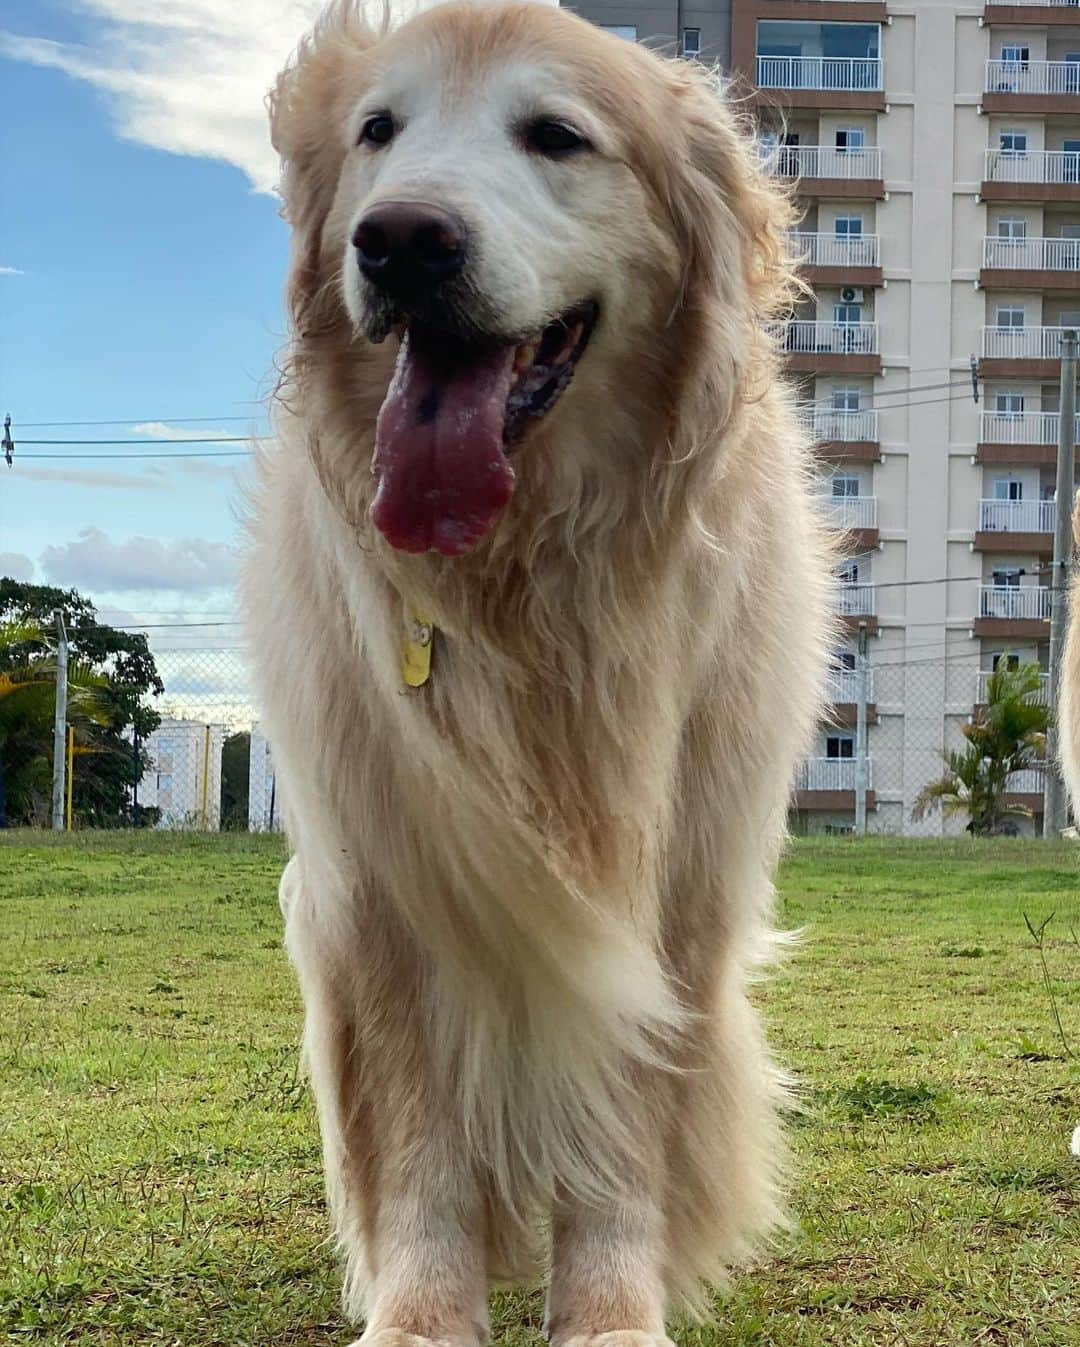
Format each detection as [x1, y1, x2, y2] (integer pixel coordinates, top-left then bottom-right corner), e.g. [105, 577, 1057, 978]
[813, 439, 881, 463]
[748, 89, 887, 112]
[973, 617, 1050, 639]
[798, 265, 883, 287]
[747, 1, 887, 17]
[978, 359, 1060, 380]
[973, 530, 1053, 554]
[835, 527, 880, 552]
[794, 178, 886, 201]
[982, 94, 1080, 116]
[794, 789, 878, 812]
[839, 614, 879, 636]
[784, 353, 883, 375]
[1001, 793, 1044, 814]
[980, 268, 1080, 291]
[828, 702, 879, 728]
[984, 5, 1080, 25]
[980, 181, 1080, 205]
[976, 442, 1070, 465]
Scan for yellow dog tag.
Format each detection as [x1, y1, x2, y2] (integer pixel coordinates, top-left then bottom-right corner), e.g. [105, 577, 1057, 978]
[401, 606, 435, 687]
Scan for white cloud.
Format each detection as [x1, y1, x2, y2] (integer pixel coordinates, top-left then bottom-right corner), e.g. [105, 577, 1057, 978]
[14, 465, 166, 490]
[0, 266, 24, 276]
[40, 526, 239, 594]
[132, 421, 250, 442]
[0, 4, 320, 192]
[0, 551, 35, 582]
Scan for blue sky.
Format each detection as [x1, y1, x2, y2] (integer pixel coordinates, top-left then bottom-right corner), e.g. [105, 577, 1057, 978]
[0, 0, 321, 626]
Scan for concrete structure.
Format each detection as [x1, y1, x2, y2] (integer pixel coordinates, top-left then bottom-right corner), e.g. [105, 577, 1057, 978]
[139, 718, 225, 830]
[565, 0, 732, 66]
[572, 0, 1078, 834]
[248, 724, 285, 833]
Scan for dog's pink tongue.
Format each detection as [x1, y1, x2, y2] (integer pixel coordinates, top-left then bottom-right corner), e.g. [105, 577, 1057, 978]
[372, 329, 517, 556]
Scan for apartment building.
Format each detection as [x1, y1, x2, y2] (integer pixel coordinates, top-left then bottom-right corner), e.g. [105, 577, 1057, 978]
[566, 0, 733, 63]
[139, 718, 225, 830]
[570, 0, 1078, 834]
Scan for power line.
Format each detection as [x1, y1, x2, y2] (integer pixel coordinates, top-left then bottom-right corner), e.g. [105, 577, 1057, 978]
[18, 436, 254, 446]
[13, 416, 263, 428]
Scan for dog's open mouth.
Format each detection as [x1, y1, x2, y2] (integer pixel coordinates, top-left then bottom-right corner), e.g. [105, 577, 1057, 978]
[371, 302, 597, 557]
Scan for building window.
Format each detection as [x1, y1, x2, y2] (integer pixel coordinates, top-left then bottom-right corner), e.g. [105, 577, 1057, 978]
[681, 27, 700, 57]
[833, 650, 857, 671]
[836, 127, 865, 153]
[1000, 45, 1030, 68]
[831, 474, 862, 498]
[995, 305, 1025, 329]
[156, 773, 173, 791]
[839, 559, 862, 585]
[834, 303, 863, 325]
[835, 216, 864, 237]
[599, 25, 637, 41]
[992, 651, 1021, 669]
[833, 387, 862, 411]
[995, 392, 1025, 417]
[992, 477, 1023, 500]
[826, 734, 855, 759]
[999, 131, 1028, 157]
[997, 218, 1027, 241]
[991, 568, 1022, 589]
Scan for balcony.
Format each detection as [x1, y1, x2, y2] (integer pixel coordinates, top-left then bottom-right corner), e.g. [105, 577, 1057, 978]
[770, 319, 881, 373]
[1003, 764, 1047, 810]
[766, 144, 884, 199]
[982, 148, 1080, 202]
[975, 669, 1049, 705]
[979, 325, 1079, 379]
[799, 406, 880, 460]
[793, 756, 876, 811]
[826, 665, 878, 726]
[981, 236, 1080, 290]
[983, 59, 1080, 114]
[975, 497, 1055, 554]
[977, 408, 1080, 463]
[752, 54, 885, 111]
[974, 584, 1051, 637]
[820, 493, 880, 548]
[837, 580, 878, 634]
[789, 230, 882, 285]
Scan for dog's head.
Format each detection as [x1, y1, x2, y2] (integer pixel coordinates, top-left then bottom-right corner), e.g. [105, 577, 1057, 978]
[272, 0, 796, 558]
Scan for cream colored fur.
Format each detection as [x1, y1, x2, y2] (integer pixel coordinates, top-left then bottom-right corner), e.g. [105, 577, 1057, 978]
[243, 3, 836, 1342]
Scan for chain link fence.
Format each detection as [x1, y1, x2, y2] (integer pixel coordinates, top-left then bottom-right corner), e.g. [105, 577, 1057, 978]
[3, 634, 1058, 836]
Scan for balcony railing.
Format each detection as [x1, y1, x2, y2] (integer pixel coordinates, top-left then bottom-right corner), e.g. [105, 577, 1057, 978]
[821, 494, 878, 530]
[978, 584, 1052, 620]
[984, 149, 1080, 185]
[980, 326, 1079, 360]
[767, 144, 883, 181]
[827, 666, 875, 703]
[772, 320, 880, 355]
[799, 406, 880, 442]
[979, 408, 1080, 443]
[838, 582, 875, 616]
[986, 59, 1080, 97]
[978, 498, 1056, 532]
[789, 231, 880, 268]
[983, 236, 1080, 271]
[975, 669, 1050, 704]
[757, 55, 883, 92]
[795, 757, 872, 791]
[990, 0, 1080, 7]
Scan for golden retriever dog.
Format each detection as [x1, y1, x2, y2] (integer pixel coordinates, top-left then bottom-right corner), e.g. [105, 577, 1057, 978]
[244, 2, 834, 1341]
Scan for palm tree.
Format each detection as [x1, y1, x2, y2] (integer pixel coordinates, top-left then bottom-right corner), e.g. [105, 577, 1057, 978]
[913, 661, 1050, 836]
[0, 622, 110, 827]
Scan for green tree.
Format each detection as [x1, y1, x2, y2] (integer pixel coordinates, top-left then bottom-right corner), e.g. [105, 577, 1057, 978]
[220, 731, 251, 830]
[913, 661, 1050, 836]
[0, 580, 164, 826]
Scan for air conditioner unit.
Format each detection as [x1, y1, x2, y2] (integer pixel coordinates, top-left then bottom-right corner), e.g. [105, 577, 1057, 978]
[840, 286, 865, 305]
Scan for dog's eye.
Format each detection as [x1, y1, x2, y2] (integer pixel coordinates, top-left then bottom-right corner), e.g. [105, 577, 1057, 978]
[524, 119, 589, 157]
[360, 114, 395, 148]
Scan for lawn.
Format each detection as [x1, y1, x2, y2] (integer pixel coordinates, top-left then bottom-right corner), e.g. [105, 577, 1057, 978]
[0, 833, 1077, 1346]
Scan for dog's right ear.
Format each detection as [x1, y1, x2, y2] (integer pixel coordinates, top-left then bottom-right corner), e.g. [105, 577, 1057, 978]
[269, 2, 387, 330]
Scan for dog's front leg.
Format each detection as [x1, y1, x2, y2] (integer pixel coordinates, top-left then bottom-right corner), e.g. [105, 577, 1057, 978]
[544, 1082, 673, 1347]
[355, 1040, 488, 1347]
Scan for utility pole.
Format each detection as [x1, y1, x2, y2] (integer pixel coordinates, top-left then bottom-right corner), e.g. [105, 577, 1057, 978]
[1045, 330, 1077, 838]
[51, 610, 69, 831]
[855, 620, 869, 836]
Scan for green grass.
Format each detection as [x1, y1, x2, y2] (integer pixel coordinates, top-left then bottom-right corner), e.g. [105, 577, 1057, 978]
[1, 833, 1078, 1346]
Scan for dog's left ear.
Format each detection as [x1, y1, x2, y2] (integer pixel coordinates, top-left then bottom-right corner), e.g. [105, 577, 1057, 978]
[660, 67, 799, 325]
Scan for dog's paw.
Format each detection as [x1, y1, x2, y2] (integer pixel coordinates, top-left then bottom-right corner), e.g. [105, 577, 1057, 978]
[560, 1333, 675, 1347]
[352, 1330, 479, 1347]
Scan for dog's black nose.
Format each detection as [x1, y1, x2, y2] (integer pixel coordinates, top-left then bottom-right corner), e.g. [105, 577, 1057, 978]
[353, 201, 467, 291]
